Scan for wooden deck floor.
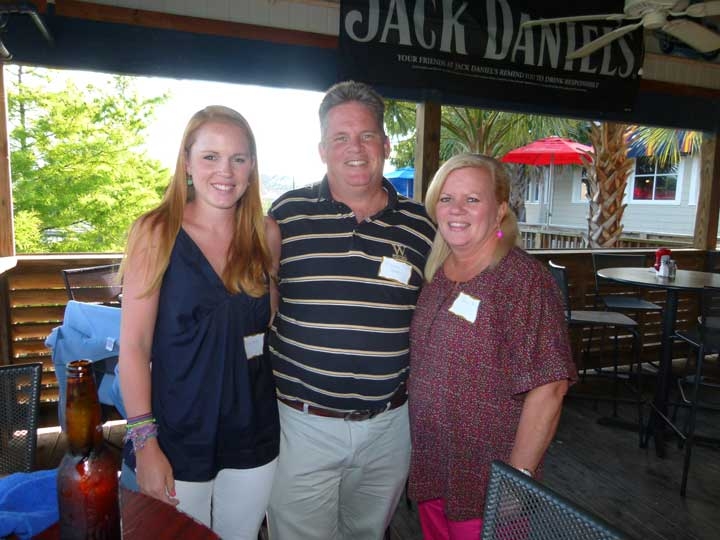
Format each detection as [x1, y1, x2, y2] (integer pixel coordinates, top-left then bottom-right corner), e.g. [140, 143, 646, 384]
[34, 392, 719, 540]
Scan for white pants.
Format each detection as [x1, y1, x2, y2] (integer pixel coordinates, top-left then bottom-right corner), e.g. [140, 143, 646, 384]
[267, 402, 411, 540]
[175, 458, 277, 540]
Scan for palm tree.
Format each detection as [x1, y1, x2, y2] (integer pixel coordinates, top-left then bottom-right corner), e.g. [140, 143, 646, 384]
[585, 124, 702, 248]
[586, 122, 634, 248]
[385, 101, 702, 248]
[384, 100, 587, 220]
[627, 126, 702, 166]
[386, 100, 588, 162]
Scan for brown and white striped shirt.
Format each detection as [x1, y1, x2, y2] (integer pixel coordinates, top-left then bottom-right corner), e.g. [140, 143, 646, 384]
[268, 177, 435, 411]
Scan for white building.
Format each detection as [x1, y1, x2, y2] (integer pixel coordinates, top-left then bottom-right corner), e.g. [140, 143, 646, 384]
[523, 155, 700, 237]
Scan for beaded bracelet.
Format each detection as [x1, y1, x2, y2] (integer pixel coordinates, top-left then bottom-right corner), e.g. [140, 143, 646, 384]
[124, 421, 158, 452]
[127, 418, 155, 430]
[126, 412, 154, 426]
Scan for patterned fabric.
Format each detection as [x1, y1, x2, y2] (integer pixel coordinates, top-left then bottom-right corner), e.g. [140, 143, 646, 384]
[269, 176, 435, 411]
[408, 247, 576, 521]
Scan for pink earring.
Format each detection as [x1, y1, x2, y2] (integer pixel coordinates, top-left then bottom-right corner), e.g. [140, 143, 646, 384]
[496, 229, 504, 239]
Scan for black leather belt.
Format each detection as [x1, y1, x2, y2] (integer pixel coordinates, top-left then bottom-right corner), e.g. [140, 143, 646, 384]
[279, 386, 407, 421]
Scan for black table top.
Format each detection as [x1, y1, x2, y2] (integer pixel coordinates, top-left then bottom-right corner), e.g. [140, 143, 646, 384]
[596, 267, 720, 292]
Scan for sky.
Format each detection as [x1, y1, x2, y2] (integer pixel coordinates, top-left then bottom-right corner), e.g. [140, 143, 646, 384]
[22, 67, 397, 188]
[132, 76, 329, 186]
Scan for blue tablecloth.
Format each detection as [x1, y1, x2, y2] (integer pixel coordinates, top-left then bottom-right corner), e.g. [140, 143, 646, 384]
[0, 469, 58, 539]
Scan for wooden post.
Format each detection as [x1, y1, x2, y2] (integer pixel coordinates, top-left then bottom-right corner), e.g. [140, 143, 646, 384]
[414, 101, 441, 202]
[0, 65, 14, 365]
[0, 65, 13, 257]
[0, 275, 10, 365]
[693, 134, 720, 250]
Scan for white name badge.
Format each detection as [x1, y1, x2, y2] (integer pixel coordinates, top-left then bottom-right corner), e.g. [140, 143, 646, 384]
[378, 256, 412, 285]
[244, 333, 264, 359]
[449, 292, 480, 324]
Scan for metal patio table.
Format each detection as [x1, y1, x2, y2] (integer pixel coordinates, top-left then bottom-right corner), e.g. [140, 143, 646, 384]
[595, 266, 720, 457]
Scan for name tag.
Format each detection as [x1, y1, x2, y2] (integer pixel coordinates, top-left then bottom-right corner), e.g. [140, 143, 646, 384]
[244, 333, 264, 359]
[449, 292, 480, 323]
[378, 256, 412, 285]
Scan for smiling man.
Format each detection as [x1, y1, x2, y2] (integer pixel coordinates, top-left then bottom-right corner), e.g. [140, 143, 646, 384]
[265, 81, 436, 540]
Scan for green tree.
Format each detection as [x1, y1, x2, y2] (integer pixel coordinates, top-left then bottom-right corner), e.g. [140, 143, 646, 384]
[384, 101, 587, 219]
[628, 126, 702, 167]
[385, 101, 700, 245]
[8, 66, 170, 253]
[385, 101, 588, 165]
[585, 124, 702, 248]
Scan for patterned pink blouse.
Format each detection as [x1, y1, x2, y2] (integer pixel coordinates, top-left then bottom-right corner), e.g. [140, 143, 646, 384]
[408, 247, 576, 521]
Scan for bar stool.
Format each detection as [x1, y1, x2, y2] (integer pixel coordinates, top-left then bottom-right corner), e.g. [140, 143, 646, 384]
[672, 286, 720, 496]
[591, 253, 662, 406]
[549, 261, 644, 444]
[592, 253, 661, 313]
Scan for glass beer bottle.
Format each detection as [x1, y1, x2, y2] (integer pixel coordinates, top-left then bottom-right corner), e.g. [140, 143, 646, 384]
[57, 360, 121, 539]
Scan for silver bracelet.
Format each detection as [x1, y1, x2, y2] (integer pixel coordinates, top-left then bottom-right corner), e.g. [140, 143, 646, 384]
[518, 467, 534, 478]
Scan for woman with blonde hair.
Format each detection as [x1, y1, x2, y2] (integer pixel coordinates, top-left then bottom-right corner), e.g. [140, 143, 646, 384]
[408, 153, 576, 539]
[119, 106, 279, 540]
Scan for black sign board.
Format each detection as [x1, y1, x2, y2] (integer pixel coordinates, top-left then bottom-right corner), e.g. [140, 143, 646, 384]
[339, 0, 643, 112]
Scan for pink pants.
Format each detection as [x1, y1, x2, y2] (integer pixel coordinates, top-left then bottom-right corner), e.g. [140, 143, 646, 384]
[418, 498, 483, 540]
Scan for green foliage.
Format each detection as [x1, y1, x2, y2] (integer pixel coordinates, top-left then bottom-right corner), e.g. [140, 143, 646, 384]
[384, 100, 418, 168]
[384, 100, 588, 167]
[627, 126, 702, 167]
[12, 210, 43, 252]
[8, 66, 170, 253]
[384, 100, 588, 219]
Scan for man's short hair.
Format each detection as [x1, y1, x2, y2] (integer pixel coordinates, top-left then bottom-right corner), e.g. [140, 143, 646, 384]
[319, 80, 386, 140]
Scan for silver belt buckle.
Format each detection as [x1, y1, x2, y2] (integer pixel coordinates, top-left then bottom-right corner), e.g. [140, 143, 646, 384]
[344, 409, 375, 421]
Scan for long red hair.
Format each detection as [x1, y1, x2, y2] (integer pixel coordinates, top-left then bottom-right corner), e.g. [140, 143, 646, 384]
[121, 105, 271, 297]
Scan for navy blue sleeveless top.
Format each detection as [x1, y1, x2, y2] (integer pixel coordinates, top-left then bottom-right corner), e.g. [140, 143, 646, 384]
[147, 228, 279, 482]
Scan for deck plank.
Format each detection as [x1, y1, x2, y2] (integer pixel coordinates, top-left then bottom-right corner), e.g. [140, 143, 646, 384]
[32, 398, 720, 540]
[546, 400, 720, 540]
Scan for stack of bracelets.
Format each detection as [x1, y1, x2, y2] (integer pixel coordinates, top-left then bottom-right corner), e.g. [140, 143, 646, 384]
[124, 413, 158, 452]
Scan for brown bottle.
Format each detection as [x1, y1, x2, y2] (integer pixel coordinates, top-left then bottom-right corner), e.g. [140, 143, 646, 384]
[57, 360, 121, 539]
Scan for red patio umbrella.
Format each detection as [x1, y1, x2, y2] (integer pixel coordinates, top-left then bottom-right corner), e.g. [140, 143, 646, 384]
[501, 136, 593, 225]
[501, 136, 593, 166]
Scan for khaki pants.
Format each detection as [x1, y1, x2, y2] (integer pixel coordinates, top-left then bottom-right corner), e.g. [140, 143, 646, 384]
[268, 401, 411, 540]
[175, 459, 277, 540]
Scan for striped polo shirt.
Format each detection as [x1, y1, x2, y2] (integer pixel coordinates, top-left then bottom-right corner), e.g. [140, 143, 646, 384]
[268, 177, 435, 411]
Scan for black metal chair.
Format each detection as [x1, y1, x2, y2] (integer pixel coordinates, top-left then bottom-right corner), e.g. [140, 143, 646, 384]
[60, 264, 122, 425]
[61, 263, 122, 306]
[548, 261, 644, 443]
[482, 460, 629, 539]
[704, 250, 720, 274]
[703, 252, 720, 329]
[672, 286, 720, 496]
[591, 254, 661, 405]
[0, 362, 42, 474]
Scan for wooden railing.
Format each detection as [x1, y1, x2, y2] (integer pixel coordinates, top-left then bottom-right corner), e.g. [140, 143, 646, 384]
[0, 249, 709, 426]
[520, 224, 697, 250]
[0, 254, 122, 424]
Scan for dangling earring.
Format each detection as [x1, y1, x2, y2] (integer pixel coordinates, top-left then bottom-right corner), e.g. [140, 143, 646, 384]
[187, 175, 193, 186]
[496, 229, 504, 239]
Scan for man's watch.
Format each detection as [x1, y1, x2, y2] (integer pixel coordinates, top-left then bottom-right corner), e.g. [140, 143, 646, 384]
[518, 467, 534, 478]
